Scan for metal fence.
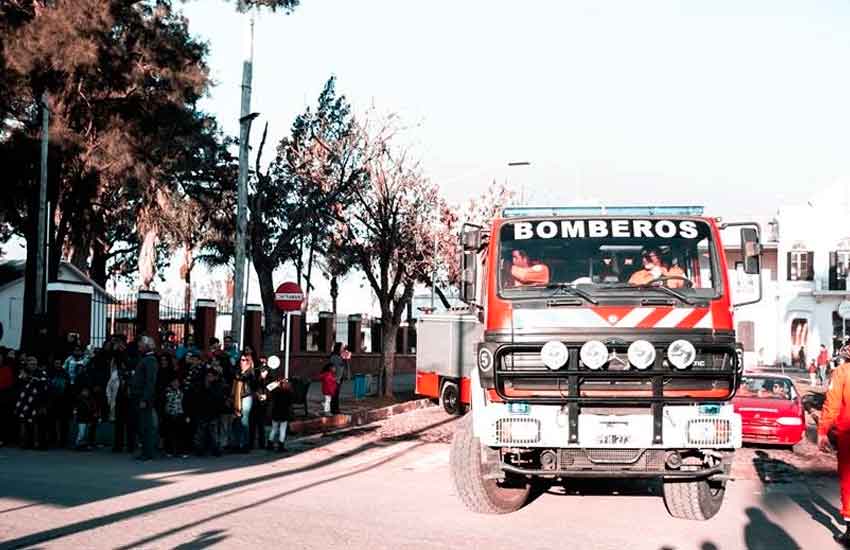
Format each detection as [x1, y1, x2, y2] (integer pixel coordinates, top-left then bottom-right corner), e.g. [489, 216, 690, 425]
[160, 298, 193, 344]
[90, 292, 136, 348]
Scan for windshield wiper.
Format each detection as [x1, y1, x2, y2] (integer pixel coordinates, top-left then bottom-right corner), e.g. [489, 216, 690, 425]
[595, 283, 696, 305]
[545, 283, 599, 305]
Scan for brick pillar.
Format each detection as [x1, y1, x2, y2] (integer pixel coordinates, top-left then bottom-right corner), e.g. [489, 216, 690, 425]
[318, 311, 335, 353]
[194, 299, 217, 353]
[136, 290, 160, 344]
[48, 282, 93, 350]
[244, 304, 263, 355]
[371, 319, 383, 353]
[288, 312, 303, 354]
[348, 314, 363, 353]
[396, 324, 409, 354]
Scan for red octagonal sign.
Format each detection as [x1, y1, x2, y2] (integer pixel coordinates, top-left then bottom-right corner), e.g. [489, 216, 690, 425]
[274, 281, 304, 312]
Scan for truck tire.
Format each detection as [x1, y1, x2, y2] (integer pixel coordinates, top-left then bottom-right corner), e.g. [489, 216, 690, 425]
[662, 479, 726, 520]
[440, 380, 462, 416]
[450, 414, 530, 514]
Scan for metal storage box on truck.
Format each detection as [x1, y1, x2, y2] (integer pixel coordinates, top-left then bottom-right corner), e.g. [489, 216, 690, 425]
[415, 313, 483, 415]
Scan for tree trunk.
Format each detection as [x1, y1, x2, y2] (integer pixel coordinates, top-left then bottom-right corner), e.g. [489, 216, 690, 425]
[183, 265, 192, 340]
[89, 238, 109, 289]
[330, 275, 338, 314]
[304, 235, 316, 306]
[381, 319, 399, 398]
[255, 257, 283, 355]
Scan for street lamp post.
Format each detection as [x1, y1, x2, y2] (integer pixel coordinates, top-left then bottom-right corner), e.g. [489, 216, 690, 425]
[430, 201, 440, 312]
[508, 161, 531, 204]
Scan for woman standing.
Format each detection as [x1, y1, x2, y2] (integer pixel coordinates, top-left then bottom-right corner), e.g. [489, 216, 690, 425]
[232, 352, 255, 452]
[329, 343, 351, 415]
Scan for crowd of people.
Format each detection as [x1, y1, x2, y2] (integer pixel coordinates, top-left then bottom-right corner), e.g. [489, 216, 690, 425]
[0, 331, 355, 460]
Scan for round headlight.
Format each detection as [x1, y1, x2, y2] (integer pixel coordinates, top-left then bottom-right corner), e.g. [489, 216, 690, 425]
[580, 340, 609, 370]
[628, 340, 656, 370]
[541, 341, 569, 370]
[667, 340, 697, 370]
[478, 348, 494, 371]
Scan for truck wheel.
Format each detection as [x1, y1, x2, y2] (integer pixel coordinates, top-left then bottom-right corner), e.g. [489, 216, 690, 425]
[440, 380, 463, 415]
[662, 479, 726, 521]
[450, 414, 530, 514]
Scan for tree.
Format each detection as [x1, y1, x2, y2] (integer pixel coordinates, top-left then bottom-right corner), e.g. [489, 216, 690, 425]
[0, 0, 216, 349]
[245, 76, 367, 354]
[435, 181, 515, 300]
[334, 113, 447, 397]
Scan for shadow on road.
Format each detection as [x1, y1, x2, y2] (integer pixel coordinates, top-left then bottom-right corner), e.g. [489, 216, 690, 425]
[1, 415, 458, 549]
[171, 529, 229, 550]
[744, 507, 801, 550]
[753, 449, 843, 540]
[0, 424, 381, 508]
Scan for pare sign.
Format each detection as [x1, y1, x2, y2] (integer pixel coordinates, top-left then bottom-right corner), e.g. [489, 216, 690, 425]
[511, 219, 701, 241]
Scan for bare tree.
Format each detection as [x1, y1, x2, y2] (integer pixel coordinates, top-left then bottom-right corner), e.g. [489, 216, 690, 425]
[335, 113, 447, 397]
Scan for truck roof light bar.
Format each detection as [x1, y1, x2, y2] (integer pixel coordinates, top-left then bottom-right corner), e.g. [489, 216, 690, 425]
[501, 206, 705, 218]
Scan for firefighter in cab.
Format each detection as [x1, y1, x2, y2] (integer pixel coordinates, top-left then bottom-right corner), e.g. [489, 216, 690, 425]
[628, 248, 686, 288]
[509, 249, 550, 287]
[819, 344, 850, 547]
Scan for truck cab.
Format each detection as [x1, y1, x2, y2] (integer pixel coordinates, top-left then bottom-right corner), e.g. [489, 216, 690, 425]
[424, 206, 762, 520]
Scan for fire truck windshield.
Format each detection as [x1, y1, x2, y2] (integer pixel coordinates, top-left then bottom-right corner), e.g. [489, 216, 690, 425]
[499, 218, 720, 299]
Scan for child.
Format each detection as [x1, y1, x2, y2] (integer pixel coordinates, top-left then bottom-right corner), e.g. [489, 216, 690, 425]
[74, 387, 96, 450]
[163, 377, 189, 458]
[319, 364, 337, 417]
[808, 359, 817, 387]
[268, 377, 293, 452]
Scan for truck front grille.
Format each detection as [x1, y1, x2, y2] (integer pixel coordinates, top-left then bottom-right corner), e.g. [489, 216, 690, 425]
[557, 449, 665, 471]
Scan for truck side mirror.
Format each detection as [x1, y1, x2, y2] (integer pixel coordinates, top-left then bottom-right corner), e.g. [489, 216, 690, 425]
[740, 227, 761, 275]
[460, 251, 477, 303]
[461, 227, 481, 252]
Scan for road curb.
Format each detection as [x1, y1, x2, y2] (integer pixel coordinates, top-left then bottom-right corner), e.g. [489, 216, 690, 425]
[288, 398, 435, 435]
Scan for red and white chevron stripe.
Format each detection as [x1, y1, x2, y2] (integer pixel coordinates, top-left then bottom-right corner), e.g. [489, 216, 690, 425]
[513, 307, 714, 330]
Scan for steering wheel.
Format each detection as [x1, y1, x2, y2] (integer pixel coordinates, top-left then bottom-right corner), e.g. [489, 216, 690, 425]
[645, 275, 695, 289]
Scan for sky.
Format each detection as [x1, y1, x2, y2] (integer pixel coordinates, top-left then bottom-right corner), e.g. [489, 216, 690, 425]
[6, 0, 850, 316]
[182, 0, 850, 216]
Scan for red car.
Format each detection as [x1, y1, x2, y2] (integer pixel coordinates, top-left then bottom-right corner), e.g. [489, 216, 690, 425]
[732, 375, 806, 447]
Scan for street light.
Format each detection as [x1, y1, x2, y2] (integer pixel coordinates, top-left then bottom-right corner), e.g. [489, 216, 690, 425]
[508, 161, 531, 204]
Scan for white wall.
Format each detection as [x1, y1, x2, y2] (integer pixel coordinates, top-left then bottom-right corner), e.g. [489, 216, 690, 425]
[0, 280, 24, 349]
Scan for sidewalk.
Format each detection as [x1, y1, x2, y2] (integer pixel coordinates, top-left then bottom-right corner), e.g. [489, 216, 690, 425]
[290, 373, 423, 435]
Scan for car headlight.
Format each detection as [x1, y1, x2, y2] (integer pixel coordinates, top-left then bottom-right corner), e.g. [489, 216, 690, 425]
[540, 341, 569, 370]
[628, 340, 656, 370]
[580, 340, 608, 370]
[776, 417, 803, 426]
[667, 340, 697, 370]
[478, 348, 494, 371]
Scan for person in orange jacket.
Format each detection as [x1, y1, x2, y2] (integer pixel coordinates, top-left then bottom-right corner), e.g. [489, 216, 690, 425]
[509, 249, 550, 287]
[819, 343, 850, 546]
[629, 249, 667, 286]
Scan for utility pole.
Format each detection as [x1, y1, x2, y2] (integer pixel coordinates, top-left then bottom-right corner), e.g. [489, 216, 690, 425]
[231, 2, 255, 346]
[35, 92, 49, 316]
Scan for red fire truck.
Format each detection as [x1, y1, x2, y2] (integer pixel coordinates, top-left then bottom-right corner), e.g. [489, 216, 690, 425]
[415, 206, 762, 519]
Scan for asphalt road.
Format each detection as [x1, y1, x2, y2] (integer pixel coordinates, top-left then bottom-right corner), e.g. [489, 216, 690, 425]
[0, 408, 844, 550]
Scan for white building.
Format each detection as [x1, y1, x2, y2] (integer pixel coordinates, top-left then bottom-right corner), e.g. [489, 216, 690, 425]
[0, 260, 114, 350]
[729, 185, 850, 367]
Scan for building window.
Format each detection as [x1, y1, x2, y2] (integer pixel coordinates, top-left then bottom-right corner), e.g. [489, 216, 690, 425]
[830, 246, 850, 291]
[737, 321, 755, 353]
[787, 250, 814, 281]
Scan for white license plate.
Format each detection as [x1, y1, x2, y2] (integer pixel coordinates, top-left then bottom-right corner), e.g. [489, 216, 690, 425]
[595, 419, 632, 446]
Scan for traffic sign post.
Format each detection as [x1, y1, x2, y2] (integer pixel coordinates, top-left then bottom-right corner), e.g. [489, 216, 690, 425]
[275, 282, 304, 379]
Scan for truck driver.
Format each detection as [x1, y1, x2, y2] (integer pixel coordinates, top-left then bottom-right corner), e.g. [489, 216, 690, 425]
[628, 249, 667, 286]
[510, 249, 551, 287]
